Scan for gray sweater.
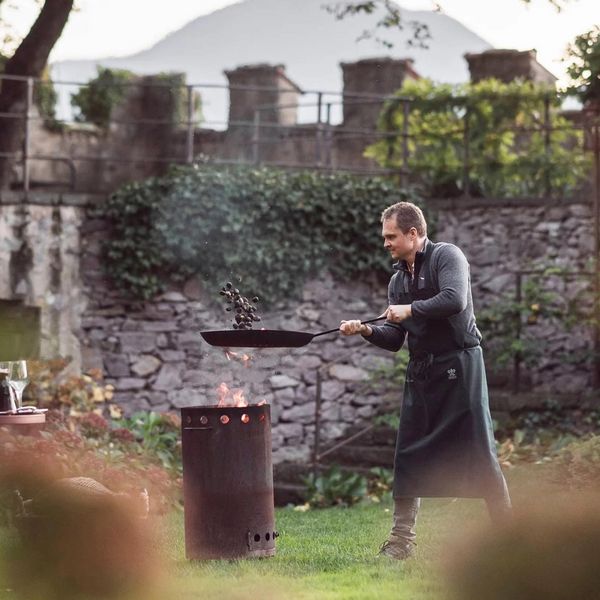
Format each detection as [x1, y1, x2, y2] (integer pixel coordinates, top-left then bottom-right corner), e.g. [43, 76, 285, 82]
[364, 240, 482, 355]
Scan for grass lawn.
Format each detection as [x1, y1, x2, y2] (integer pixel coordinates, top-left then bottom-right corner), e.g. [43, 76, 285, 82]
[160, 494, 492, 600]
[0, 465, 567, 600]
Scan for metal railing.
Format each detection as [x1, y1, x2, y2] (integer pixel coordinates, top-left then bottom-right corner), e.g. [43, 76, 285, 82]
[0, 73, 597, 195]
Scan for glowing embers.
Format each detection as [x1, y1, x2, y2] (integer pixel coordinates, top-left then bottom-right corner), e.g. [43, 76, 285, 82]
[193, 413, 256, 426]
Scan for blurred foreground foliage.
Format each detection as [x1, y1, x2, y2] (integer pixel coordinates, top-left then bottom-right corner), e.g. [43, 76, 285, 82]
[0, 359, 181, 522]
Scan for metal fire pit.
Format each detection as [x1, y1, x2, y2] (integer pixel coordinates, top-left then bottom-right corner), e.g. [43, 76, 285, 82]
[181, 404, 277, 560]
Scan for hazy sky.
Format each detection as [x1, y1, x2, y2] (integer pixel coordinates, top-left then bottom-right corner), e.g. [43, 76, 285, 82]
[2, 0, 599, 83]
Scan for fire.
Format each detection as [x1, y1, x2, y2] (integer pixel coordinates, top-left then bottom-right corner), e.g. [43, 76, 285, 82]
[224, 350, 252, 367]
[216, 382, 248, 407]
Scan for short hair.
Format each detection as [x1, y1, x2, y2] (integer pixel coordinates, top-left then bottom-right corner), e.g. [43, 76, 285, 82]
[381, 202, 427, 236]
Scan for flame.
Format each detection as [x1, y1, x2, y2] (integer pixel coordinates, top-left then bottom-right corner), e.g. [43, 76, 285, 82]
[216, 382, 249, 407]
[224, 350, 252, 367]
[257, 399, 267, 406]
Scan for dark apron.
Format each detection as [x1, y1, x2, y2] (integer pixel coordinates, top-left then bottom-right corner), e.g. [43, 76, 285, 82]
[392, 243, 505, 499]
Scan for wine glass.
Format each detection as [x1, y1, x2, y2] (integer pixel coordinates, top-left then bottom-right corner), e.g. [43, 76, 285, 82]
[8, 361, 29, 410]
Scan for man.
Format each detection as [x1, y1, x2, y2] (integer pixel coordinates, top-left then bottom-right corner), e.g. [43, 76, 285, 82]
[340, 201, 511, 560]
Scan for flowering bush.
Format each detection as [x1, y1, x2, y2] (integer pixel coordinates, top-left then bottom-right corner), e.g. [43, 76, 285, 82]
[6, 360, 182, 515]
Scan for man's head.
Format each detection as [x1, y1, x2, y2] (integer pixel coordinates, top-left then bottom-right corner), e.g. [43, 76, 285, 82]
[380, 202, 427, 262]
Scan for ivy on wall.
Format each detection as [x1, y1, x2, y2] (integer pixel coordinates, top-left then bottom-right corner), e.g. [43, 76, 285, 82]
[97, 165, 423, 303]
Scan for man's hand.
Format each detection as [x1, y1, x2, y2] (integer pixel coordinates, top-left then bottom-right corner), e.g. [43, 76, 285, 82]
[340, 319, 372, 336]
[386, 304, 412, 323]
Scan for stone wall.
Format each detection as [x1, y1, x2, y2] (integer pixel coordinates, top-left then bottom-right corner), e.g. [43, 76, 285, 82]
[1, 191, 597, 462]
[0, 193, 87, 368]
[78, 216, 395, 463]
[431, 196, 595, 394]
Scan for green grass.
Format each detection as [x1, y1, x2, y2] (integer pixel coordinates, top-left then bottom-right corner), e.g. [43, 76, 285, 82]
[158, 495, 491, 600]
[0, 465, 568, 600]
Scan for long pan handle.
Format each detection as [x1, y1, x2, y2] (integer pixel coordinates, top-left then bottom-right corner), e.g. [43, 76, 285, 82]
[313, 316, 387, 338]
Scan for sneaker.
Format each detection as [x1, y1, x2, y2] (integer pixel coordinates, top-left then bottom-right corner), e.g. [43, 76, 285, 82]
[377, 538, 415, 560]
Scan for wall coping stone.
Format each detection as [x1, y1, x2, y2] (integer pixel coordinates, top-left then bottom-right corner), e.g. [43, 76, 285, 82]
[0, 191, 105, 206]
[427, 196, 592, 210]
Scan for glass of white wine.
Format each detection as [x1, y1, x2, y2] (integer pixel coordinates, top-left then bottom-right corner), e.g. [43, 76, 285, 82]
[8, 360, 29, 410]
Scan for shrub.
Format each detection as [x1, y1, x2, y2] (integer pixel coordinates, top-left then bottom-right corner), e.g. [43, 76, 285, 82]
[302, 466, 368, 508]
[98, 165, 423, 302]
[70, 66, 135, 128]
[366, 78, 590, 198]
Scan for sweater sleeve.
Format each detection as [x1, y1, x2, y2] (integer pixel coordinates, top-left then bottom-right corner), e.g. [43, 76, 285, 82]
[411, 244, 469, 318]
[363, 274, 407, 352]
[364, 321, 407, 352]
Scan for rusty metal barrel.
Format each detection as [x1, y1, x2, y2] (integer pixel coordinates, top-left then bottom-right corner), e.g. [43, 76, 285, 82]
[181, 404, 276, 560]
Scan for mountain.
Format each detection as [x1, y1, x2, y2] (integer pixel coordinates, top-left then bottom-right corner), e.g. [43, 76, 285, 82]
[51, 0, 494, 128]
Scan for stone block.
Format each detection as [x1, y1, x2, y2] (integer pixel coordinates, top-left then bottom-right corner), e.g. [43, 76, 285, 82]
[275, 422, 304, 441]
[357, 405, 374, 418]
[320, 401, 340, 421]
[121, 396, 151, 416]
[154, 363, 184, 391]
[320, 380, 345, 402]
[183, 369, 204, 385]
[168, 388, 205, 408]
[280, 402, 315, 424]
[340, 405, 357, 422]
[131, 354, 162, 377]
[123, 320, 179, 332]
[274, 386, 296, 408]
[272, 446, 310, 465]
[329, 364, 368, 382]
[119, 332, 157, 353]
[269, 375, 301, 389]
[294, 354, 322, 370]
[177, 331, 204, 350]
[104, 353, 131, 378]
[145, 391, 168, 406]
[351, 394, 378, 406]
[81, 345, 104, 373]
[158, 291, 188, 302]
[159, 350, 186, 362]
[116, 377, 146, 391]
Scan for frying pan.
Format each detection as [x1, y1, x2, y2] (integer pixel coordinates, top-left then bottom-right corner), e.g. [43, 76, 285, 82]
[200, 316, 386, 348]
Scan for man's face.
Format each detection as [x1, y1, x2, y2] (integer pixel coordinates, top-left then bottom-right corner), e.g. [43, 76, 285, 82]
[382, 218, 417, 262]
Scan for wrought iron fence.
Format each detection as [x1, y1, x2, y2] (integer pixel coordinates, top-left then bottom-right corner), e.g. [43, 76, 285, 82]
[0, 73, 598, 197]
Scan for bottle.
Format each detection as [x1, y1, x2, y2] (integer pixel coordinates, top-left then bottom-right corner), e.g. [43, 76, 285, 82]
[0, 373, 13, 412]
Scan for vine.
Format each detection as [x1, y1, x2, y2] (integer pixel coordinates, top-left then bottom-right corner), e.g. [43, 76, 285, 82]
[365, 78, 590, 198]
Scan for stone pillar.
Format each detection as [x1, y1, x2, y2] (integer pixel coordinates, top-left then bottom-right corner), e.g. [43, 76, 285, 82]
[224, 63, 302, 127]
[465, 49, 557, 85]
[340, 57, 419, 128]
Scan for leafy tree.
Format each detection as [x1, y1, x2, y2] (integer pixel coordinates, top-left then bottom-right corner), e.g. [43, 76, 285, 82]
[0, 0, 74, 187]
[325, 0, 576, 49]
[564, 25, 600, 106]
